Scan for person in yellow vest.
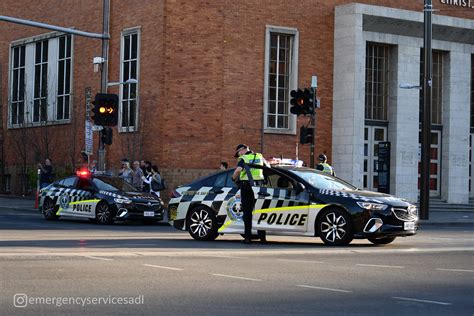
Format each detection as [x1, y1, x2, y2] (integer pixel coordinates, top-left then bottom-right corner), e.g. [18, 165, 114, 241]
[232, 144, 266, 244]
[316, 154, 336, 176]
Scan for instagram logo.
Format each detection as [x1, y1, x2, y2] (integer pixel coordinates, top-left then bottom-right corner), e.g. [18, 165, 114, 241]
[13, 293, 28, 308]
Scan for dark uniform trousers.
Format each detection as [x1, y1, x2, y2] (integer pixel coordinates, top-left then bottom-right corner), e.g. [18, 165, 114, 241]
[239, 180, 265, 239]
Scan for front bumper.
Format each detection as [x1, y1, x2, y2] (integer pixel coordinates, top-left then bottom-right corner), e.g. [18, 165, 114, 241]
[354, 206, 418, 238]
[114, 203, 164, 221]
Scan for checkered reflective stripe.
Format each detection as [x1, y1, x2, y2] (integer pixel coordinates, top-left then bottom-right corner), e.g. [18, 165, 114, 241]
[40, 186, 92, 206]
[254, 187, 308, 210]
[319, 189, 373, 202]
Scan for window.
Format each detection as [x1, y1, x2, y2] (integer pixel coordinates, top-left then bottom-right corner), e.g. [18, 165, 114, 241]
[56, 35, 72, 121]
[365, 43, 390, 121]
[120, 29, 140, 131]
[420, 49, 443, 125]
[9, 34, 73, 126]
[264, 26, 298, 133]
[61, 176, 77, 188]
[11, 46, 25, 125]
[33, 40, 48, 123]
[3, 175, 11, 192]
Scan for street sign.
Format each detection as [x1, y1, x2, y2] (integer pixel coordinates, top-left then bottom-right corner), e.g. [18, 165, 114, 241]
[85, 120, 93, 155]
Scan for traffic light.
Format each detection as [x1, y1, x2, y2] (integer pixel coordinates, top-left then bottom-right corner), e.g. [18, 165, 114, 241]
[92, 93, 119, 126]
[300, 126, 314, 145]
[101, 127, 113, 145]
[290, 88, 314, 116]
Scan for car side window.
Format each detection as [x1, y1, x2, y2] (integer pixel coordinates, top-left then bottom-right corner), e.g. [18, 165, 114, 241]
[199, 175, 217, 187]
[214, 172, 227, 187]
[76, 178, 93, 190]
[263, 169, 294, 190]
[62, 176, 77, 188]
[225, 170, 237, 188]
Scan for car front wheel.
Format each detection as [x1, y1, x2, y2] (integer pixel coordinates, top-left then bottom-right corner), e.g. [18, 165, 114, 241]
[42, 198, 58, 220]
[317, 207, 353, 246]
[368, 236, 396, 245]
[95, 202, 114, 225]
[187, 206, 218, 241]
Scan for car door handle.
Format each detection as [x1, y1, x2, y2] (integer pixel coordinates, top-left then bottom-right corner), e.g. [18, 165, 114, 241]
[211, 189, 224, 194]
[258, 192, 270, 197]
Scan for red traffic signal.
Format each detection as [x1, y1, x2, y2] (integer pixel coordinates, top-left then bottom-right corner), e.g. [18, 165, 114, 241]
[92, 93, 119, 126]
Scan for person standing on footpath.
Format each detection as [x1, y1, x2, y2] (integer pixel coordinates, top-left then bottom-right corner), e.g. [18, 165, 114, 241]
[38, 158, 54, 189]
[131, 161, 144, 191]
[232, 144, 266, 244]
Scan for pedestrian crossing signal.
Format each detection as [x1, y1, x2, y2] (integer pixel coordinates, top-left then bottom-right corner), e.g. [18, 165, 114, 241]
[92, 93, 119, 126]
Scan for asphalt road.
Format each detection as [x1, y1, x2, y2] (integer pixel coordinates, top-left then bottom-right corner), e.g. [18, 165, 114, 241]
[0, 207, 473, 316]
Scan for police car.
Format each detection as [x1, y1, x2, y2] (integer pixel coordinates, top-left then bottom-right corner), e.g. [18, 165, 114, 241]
[39, 170, 164, 224]
[168, 164, 418, 245]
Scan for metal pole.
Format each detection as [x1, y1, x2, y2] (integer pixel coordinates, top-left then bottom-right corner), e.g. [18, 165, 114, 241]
[310, 87, 316, 169]
[0, 15, 108, 39]
[420, 0, 432, 220]
[98, 0, 110, 172]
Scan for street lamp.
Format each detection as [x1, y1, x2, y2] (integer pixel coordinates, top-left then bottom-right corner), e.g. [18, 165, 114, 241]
[107, 78, 138, 87]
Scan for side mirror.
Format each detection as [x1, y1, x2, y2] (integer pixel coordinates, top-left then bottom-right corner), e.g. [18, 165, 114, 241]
[296, 183, 306, 193]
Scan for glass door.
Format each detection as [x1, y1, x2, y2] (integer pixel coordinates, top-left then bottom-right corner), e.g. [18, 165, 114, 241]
[364, 126, 387, 191]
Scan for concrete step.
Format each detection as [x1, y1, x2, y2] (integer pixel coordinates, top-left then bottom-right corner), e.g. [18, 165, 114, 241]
[415, 199, 474, 212]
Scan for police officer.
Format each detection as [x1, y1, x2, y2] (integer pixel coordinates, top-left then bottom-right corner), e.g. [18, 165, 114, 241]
[316, 154, 336, 176]
[232, 144, 266, 244]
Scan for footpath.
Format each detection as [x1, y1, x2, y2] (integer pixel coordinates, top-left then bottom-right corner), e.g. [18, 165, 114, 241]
[0, 195, 473, 226]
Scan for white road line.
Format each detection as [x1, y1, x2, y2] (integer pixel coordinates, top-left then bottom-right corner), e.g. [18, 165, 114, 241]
[297, 284, 352, 293]
[436, 268, 474, 273]
[392, 296, 452, 306]
[203, 255, 248, 259]
[83, 256, 113, 261]
[143, 264, 183, 271]
[211, 273, 262, 282]
[278, 259, 324, 264]
[356, 263, 404, 269]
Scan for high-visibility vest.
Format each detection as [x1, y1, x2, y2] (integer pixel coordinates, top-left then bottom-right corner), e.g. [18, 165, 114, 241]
[239, 153, 264, 181]
[318, 162, 335, 176]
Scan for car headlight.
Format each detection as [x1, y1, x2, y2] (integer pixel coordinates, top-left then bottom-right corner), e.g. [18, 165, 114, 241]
[114, 198, 132, 204]
[356, 201, 388, 211]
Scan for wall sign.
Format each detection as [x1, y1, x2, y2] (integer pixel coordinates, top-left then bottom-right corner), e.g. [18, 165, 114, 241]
[440, 0, 474, 9]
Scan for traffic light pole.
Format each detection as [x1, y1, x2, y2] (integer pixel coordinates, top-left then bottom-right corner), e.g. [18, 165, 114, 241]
[98, 0, 110, 172]
[310, 89, 316, 169]
[420, 0, 432, 220]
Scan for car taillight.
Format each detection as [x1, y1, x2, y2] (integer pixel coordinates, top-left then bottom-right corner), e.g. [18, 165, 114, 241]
[170, 190, 181, 198]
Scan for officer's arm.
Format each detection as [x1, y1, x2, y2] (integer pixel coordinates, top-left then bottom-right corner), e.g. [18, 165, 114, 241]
[232, 167, 242, 182]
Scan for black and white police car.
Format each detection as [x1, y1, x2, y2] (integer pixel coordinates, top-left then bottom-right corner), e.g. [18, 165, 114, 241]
[168, 163, 418, 245]
[39, 169, 164, 224]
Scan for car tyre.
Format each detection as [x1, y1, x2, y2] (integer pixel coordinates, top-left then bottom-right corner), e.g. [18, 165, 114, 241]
[368, 236, 396, 245]
[42, 198, 58, 220]
[317, 207, 353, 246]
[187, 206, 218, 241]
[95, 202, 115, 225]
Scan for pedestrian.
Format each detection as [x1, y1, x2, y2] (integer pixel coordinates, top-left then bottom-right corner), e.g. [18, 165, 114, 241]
[231, 144, 266, 244]
[131, 160, 144, 191]
[89, 160, 97, 174]
[220, 161, 228, 170]
[119, 161, 133, 184]
[38, 158, 54, 189]
[142, 165, 162, 197]
[316, 154, 336, 176]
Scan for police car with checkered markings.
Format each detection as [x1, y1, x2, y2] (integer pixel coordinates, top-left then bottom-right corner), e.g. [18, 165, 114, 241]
[39, 170, 164, 224]
[168, 164, 418, 245]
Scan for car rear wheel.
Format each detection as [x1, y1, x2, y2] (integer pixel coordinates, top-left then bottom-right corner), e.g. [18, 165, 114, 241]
[42, 198, 58, 220]
[187, 206, 218, 241]
[95, 202, 114, 225]
[368, 236, 396, 245]
[317, 207, 353, 246]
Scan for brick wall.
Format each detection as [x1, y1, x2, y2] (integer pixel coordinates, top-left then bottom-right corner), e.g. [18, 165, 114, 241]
[0, 0, 472, 195]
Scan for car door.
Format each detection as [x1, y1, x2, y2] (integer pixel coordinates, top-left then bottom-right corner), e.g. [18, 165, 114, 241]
[58, 176, 95, 218]
[253, 167, 311, 233]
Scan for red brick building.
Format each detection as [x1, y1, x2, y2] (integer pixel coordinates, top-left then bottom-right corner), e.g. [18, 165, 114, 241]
[0, 1, 473, 202]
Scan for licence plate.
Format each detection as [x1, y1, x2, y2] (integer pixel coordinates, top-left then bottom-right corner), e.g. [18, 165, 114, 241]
[404, 222, 415, 230]
[144, 211, 155, 217]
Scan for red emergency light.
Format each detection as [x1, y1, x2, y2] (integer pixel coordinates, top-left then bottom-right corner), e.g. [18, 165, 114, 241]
[76, 168, 91, 178]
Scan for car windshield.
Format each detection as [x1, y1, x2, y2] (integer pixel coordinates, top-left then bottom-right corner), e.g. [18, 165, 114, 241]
[288, 169, 357, 191]
[93, 176, 138, 192]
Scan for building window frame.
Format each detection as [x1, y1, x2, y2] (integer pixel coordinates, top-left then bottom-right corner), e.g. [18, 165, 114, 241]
[365, 42, 391, 122]
[119, 27, 141, 133]
[263, 25, 298, 135]
[10, 45, 26, 126]
[8, 32, 73, 128]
